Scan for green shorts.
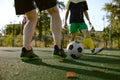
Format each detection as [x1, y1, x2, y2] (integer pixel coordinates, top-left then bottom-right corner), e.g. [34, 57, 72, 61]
[69, 22, 88, 33]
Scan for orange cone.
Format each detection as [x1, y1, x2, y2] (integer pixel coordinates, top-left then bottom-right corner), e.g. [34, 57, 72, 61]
[66, 72, 76, 78]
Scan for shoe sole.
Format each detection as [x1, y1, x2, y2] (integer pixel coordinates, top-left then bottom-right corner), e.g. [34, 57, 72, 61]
[21, 57, 40, 61]
[52, 55, 63, 58]
[52, 54, 67, 59]
[93, 48, 104, 55]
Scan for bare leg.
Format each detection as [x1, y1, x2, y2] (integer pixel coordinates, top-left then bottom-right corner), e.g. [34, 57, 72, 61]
[23, 9, 38, 50]
[47, 6, 62, 49]
[71, 33, 76, 41]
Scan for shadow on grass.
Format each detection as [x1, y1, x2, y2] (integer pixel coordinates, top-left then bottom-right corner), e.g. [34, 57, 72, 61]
[60, 59, 120, 73]
[98, 54, 120, 58]
[81, 53, 120, 66]
[24, 59, 120, 80]
[81, 54, 120, 64]
[0, 75, 3, 80]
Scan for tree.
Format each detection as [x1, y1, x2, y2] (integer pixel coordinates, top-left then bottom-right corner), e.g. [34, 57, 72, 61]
[102, 27, 109, 48]
[5, 24, 21, 36]
[103, 0, 120, 48]
[36, 11, 50, 40]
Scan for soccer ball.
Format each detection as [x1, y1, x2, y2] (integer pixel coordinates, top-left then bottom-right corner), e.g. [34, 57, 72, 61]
[66, 41, 84, 59]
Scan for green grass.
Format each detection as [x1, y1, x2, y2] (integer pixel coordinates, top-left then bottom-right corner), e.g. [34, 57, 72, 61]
[0, 48, 120, 80]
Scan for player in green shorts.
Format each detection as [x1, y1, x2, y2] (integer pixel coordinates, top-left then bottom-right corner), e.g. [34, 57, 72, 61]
[64, 0, 104, 54]
[14, 0, 67, 61]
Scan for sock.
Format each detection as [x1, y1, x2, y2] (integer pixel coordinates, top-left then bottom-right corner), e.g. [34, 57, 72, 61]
[83, 38, 95, 51]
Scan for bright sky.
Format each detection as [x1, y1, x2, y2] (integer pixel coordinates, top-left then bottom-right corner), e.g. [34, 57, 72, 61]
[0, 0, 111, 32]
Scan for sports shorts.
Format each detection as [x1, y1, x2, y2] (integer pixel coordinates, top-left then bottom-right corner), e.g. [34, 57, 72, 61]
[14, 0, 57, 14]
[69, 22, 88, 33]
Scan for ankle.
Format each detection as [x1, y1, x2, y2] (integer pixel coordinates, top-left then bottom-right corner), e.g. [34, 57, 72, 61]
[24, 46, 32, 50]
[91, 48, 95, 53]
[54, 45, 62, 50]
[22, 47, 32, 51]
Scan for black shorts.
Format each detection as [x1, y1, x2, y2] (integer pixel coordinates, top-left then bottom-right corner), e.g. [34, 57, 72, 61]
[14, 0, 57, 15]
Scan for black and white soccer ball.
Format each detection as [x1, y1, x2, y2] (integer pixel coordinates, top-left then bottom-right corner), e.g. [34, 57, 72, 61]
[66, 41, 84, 59]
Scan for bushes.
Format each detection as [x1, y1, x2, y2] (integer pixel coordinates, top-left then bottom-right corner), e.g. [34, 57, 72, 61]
[2, 34, 23, 47]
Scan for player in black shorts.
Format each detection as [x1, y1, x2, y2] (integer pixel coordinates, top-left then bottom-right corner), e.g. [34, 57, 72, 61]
[14, 0, 67, 61]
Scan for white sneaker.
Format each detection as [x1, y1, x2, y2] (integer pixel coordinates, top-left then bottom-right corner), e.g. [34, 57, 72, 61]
[92, 47, 104, 55]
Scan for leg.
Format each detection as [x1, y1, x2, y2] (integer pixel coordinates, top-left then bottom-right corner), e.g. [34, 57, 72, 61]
[82, 30, 95, 51]
[47, 6, 62, 49]
[82, 30, 104, 54]
[47, 6, 67, 58]
[78, 22, 95, 51]
[14, 0, 40, 61]
[71, 33, 76, 41]
[23, 9, 38, 50]
[20, 9, 40, 61]
[69, 23, 78, 41]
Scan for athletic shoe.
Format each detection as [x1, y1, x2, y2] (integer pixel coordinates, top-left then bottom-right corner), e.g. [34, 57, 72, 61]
[91, 47, 104, 55]
[52, 45, 67, 58]
[20, 47, 39, 61]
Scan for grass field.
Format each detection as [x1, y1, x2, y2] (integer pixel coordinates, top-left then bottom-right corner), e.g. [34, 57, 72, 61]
[0, 47, 120, 80]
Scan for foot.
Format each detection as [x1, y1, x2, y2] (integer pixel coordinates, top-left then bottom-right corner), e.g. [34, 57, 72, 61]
[91, 47, 104, 55]
[20, 47, 39, 61]
[52, 45, 67, 58]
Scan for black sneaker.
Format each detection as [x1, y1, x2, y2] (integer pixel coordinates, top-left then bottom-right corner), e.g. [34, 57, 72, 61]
[20, 47, 39, 61]
[52, 45, 67, 58]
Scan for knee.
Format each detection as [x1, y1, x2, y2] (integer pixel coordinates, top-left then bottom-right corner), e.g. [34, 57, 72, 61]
[28, 15, 38, 23]
[26, 9, 38, 23]
[83, 31, 91, 38]
[47, 6, 59, 15]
